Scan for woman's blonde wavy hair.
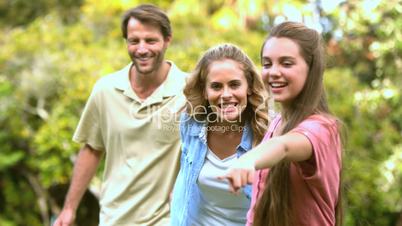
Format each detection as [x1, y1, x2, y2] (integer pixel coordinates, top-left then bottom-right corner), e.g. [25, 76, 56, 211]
[184, 43, 269, 145]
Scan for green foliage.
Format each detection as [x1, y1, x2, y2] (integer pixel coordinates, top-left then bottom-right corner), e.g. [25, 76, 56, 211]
[322, 2, 402, 223]
[0, 0, 83, 27]
[0, 0, 401, 226]
[325, 65, 402, 225]
[325, 0, 402, 87]
[0, 151, 24, 171]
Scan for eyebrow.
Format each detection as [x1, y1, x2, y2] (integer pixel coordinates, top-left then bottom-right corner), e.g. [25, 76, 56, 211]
[262, 56, 296, 60]
[209, 79, 242, 83]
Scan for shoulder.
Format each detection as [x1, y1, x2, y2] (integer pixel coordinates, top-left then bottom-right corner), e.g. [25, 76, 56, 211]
[168, 61, 189, 77]
[92, 64, 130, 93]
[264, 114, 282, 139]
[292, 114, 340, 148]
[162, 61, 189, 97]
[297, 114, 338, 133]
[180, 112, 204, 135]
[89, 64, 131, 99]
[168, 62, 188, 84]
[240, 122, 254, 150]
[179, 112, 209, 146]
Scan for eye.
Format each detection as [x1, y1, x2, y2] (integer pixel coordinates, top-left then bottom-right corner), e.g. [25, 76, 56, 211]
[280, 57, 295, 67]
[209, 83, 222, 90]
[127, 38, 139, 45]
[282, 60, 294, 67]
[146, 38, 158, 44]
[262, 61, 272, 69]
[229, 81, 241, 88]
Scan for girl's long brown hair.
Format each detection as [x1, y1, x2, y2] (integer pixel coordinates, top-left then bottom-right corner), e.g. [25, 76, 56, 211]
[253, 22, 343, 226]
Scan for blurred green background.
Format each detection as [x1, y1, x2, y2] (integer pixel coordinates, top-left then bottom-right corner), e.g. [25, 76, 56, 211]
[0, 0, 401, 225]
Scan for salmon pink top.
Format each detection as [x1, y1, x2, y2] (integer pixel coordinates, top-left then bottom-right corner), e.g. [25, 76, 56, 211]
[247, 114, 341, 226]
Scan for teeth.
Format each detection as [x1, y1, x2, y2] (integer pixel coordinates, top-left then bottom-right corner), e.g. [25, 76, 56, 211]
[137, 56, 151, 60]
[220, 103, 237, 107]
[271, 83, 286, 88]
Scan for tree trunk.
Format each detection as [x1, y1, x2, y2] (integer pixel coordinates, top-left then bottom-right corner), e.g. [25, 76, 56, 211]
[396, 210, 402, 226]
[22, 169, 51, 226]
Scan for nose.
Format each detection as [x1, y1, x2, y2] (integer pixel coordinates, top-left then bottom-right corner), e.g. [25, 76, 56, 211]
[221, 86, 233, 99]
[268, 63, 281, 77]
[137, 42, 149, 55]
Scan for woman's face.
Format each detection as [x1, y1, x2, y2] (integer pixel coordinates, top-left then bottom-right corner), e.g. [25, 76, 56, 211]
[204, 59, 249, 124]
[261, 37, 308, 106]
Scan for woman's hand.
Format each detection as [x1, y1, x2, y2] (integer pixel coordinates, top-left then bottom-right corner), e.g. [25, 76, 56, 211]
[218, 155, 255, 194]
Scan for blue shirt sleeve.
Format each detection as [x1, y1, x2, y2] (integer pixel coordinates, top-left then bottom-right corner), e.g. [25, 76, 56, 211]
[243, 184, 252, 199]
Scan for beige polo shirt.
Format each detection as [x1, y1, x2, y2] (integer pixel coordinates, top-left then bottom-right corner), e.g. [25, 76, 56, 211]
[73, 62, 187, 226]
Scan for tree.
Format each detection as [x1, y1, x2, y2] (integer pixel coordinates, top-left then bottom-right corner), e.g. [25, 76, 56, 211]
[0, 0, 401, 225]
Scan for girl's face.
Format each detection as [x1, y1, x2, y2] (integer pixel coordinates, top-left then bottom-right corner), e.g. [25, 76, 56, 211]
[204, 59, 249, 124]
[261, 37, 308, 106]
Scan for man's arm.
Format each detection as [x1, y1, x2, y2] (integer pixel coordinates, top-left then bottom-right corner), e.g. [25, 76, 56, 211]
[53, 144, 103, 226]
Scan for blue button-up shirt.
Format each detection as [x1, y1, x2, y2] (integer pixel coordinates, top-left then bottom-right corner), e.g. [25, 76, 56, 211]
[171, 113, 253, 226]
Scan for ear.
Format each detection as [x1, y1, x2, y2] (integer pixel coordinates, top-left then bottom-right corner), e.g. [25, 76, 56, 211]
[247, 88, 252, 95]
[164, 35, 172, 46]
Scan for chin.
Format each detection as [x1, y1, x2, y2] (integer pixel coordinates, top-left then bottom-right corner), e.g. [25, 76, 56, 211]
[273, 97, 285, 103]
[138, 67, 155, 75]
[222, 116, 241, 123]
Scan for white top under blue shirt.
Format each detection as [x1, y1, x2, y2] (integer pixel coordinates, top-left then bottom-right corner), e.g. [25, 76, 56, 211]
[171, 113, 253, 226]
[190, 149, 249, 225]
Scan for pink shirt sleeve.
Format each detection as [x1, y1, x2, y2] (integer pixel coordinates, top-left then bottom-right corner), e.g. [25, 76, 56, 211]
[291, 114, 341, 179]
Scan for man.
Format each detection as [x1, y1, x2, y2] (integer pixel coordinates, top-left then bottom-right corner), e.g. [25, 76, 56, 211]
[54, 4, 187, 226]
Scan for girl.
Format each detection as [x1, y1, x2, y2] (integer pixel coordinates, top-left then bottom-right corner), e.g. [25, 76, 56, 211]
[171, 44, 269, 225]
[221, 22, 343, 226]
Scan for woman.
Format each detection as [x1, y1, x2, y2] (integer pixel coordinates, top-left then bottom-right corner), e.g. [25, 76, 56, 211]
[222, 22, 344, 226]
[171, 43, 269, 225]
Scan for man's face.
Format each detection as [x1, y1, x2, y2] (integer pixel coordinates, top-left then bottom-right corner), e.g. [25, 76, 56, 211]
[126, 18, 171, 75]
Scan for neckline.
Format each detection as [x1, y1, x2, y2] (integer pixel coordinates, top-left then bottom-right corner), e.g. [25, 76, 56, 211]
[270, 116, 282, 138]
[207, 148, 237, 162]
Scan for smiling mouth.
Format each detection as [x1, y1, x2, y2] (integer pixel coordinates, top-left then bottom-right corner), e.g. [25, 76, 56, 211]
[137, 56, 151, 61]
[270, 82, 287, 88]
[218, 103, 239, 114]
[219, 103, 238, 108]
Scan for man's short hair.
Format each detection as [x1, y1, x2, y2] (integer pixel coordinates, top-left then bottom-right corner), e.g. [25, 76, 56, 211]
[121, 4, 172, 40]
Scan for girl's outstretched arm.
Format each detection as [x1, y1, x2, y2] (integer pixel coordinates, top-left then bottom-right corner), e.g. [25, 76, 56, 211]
[219, 132, 312, 193]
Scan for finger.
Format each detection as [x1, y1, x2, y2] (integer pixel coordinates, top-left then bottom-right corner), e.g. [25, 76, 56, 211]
[231, 171, 242, 194]
[247, 170, 254, 184]
[240, 171, 249, 187]
[217, 175, 225, 181]
[219, 174, 236, 193]
[217, 170, 233, 181]
[228, 176, 238, 194]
